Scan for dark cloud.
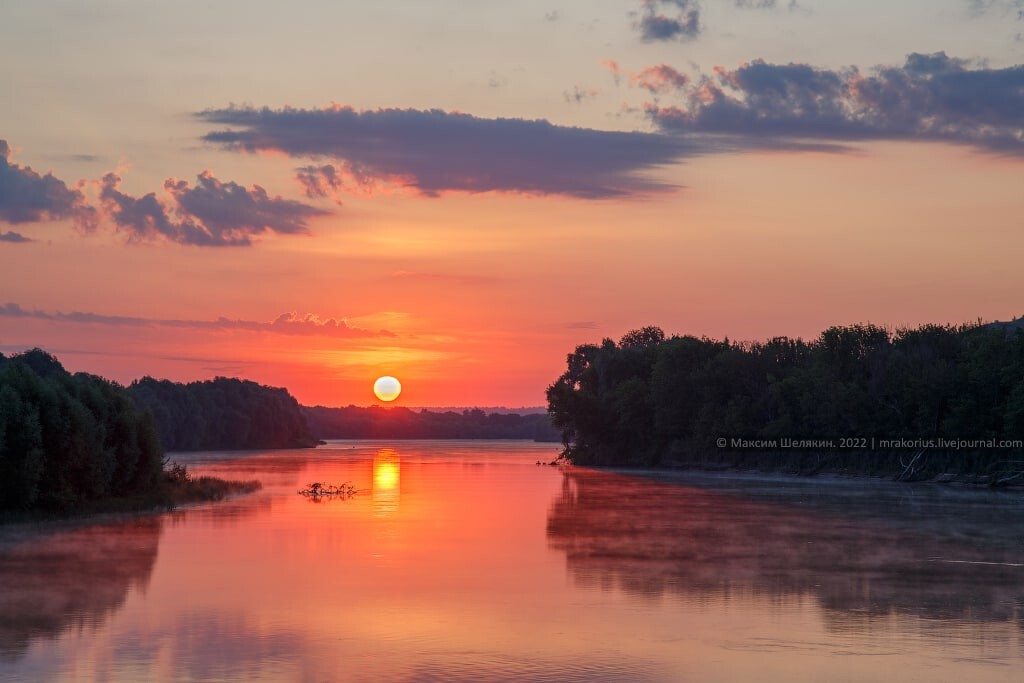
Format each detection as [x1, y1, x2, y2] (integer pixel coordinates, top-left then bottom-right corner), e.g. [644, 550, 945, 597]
[636, 0, 701, 42]
[0, 231, 33, 243]
[646, 52, 1024, 154]
[99, 170, 329, 247]
[0, 303, 395, 338]
[0, 139, 94, 228]
[199, 105, 701, 199]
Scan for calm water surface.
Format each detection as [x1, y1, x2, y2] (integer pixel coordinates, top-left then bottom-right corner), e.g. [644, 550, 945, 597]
[1, 440, 1023, 682]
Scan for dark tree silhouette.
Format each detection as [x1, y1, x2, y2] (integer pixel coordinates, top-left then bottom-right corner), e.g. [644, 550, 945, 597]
[0, 350, 163, 512]
[547, 321, 1024, 482]
[129, 376, 317, 451]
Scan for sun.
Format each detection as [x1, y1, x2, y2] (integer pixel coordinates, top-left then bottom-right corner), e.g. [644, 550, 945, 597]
[373, 376, 402, 402]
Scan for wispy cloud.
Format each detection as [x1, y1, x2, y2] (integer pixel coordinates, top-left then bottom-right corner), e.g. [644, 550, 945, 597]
[967, 0, 1024, 20]
[100, 170, 329, 247]
[0, 140, 95, 228]
[0, 303, 395, 338]
[630, 64, 690, 95]
[563, 84, 600, 104]
[199, 105, 702, 198]
[295, 162, 376, 204]
[600, 59, 623, 88]
[645, 52, 1024, 154]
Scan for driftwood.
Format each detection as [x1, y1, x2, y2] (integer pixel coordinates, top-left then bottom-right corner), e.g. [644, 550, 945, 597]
[298, 481, 358, 499]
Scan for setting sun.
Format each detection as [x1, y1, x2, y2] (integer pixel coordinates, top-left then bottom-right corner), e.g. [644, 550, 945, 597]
[373, 375, 402, 402]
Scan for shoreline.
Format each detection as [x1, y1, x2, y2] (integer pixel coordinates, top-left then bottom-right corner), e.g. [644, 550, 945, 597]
[578, 462, 1024, 492]
[0, 474, 262, 526]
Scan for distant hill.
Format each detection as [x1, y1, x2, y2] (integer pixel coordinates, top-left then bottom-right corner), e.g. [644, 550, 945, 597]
[395, 406, 548, 415]
[303, 405, 559, 441]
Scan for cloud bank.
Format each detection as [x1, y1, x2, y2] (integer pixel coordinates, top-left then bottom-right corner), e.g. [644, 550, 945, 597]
[0, 140, 94, 228]
[645, 52, 1024, 154]
[198, 106, 699, 199]
[100, 170, 329, 246]
[0, 303, 395, 338]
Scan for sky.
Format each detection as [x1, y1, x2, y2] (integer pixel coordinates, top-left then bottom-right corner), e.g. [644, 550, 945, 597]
[1, 0, 1022, 408]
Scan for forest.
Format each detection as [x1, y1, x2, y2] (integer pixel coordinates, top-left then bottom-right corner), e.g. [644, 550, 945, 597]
[0, 349, 164, 512]
[129, 376, 317, 451]
[304, 405, 559, 441]
[546, 322, 1024, 484]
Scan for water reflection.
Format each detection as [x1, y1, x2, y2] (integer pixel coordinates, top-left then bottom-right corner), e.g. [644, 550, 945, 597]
[547, 468, 1024, 633]
[0, 518, 161, 661]
[373, 448, 401, 516]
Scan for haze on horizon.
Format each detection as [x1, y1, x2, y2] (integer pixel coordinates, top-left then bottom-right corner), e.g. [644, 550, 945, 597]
[1, 0, 1022, 407]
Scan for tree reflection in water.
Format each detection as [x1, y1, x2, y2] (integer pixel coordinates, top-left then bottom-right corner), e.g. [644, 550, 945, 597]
[0, 518, 162, 660]
[546, 468, 1024, 632]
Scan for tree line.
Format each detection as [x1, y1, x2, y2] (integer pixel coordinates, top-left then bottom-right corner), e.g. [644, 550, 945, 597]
[546, 322, 1024, 483]
[129, 376, 317, 451]
[0, 349, 163, 512]
[303, 405, 560, 441]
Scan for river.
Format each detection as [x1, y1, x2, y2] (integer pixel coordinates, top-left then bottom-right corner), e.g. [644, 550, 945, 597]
[1, 440, 1022, 681]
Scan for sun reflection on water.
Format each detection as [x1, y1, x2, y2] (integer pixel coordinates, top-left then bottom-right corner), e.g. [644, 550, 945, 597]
[373, 448, 400, 516]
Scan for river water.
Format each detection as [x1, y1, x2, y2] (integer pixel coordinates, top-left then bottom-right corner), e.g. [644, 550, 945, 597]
[1, 440, 1022, 681]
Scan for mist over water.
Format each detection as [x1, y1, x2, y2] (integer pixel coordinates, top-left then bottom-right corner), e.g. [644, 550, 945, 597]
[1, 441, 1022, 682]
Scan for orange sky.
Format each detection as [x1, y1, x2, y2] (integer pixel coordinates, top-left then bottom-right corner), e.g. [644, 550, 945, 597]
[1, 3, 1022, 406]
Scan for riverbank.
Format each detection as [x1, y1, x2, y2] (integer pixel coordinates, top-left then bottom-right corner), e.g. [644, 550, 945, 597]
[588, 459, 1024, 492]
[0, 464, 261, 525]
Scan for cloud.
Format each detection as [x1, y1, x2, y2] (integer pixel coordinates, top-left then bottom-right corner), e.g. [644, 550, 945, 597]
[0, 230, 33, 243]
[563, 84, 600, 104]
[99, 170, 329, 247]
[600, 59, 622, 86]
[0, 303, 395, 338]
[199, 105, 702, 199]
[296, 164, 344, 201]
[295, 162, 378, 204]
[0, 139, 95, 228]
[636, 0, 701, 42]
[645, 52, 1024, 154]
[967, 0, 1024, 20]
[630, 64, 690, 95]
